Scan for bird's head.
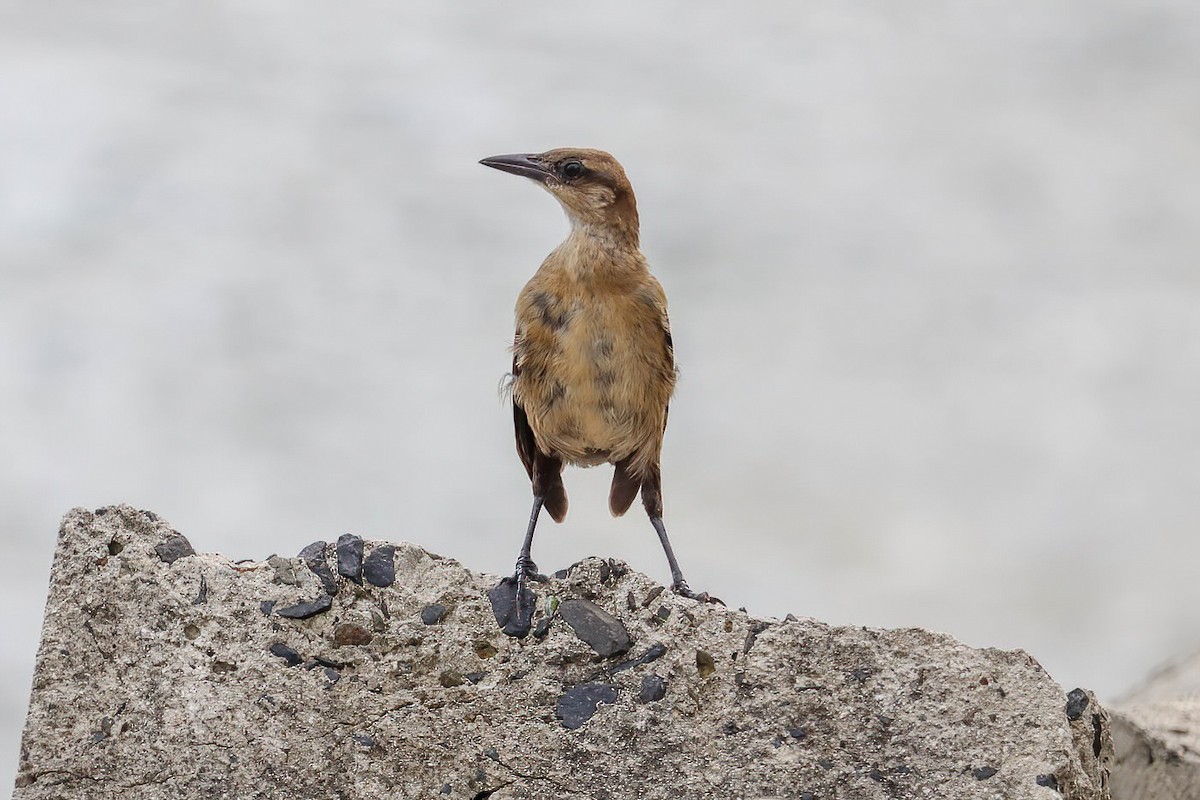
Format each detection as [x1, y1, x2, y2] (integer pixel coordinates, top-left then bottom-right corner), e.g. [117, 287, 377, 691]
[480, 148, 639, 244]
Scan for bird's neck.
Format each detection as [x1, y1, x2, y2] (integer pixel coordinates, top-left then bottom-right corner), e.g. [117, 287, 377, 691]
[557, 221, 644, 281]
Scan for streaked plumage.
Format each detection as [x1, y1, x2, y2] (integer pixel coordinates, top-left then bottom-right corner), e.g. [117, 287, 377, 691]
[481, 147, 713, 637]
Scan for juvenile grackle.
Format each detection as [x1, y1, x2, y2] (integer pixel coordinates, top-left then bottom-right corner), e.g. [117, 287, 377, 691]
[480, 148, 718, 637]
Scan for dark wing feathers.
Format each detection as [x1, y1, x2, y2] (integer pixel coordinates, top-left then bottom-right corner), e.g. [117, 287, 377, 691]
[609, 457, 640, 517]
[512, 351, 568, 521]
[512, 355, 536, 481]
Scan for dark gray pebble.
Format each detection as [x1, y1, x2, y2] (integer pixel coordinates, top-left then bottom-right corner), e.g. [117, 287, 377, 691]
[439, 785, 452, 795]
[336, 533, 364, 583]
[308, 560, 338, 596]
[612, 642, 667, 674]
[556, 683, 618, 730]
[638, 675, 666, 703]
[973, 766, 997, 781]
[640, 641, 667, 664]
[559, 599, 631, 658]
[276, 594, 333, 619]
[351, 733, 375, 748]
[324, 667, 340, 684]
[1036, 775, 1058, 789]
[192, 575, 208, 605]
[269, 643, 302, 666]
[259, 601, 276, 616]
[363, 545, 396, 588]
[421, 604, 447, 625]
[488, 578, 534, 638]
[155, 534, 195, 564]
[789, 727, 807, 739]
[298, 540, 327, 562]
[532, 615, 553, 639]
[313, 655, 344, 669]
[465, 672, 485, 684]
[298, 541, 338, 594]
[1065, 687, 1089, 720]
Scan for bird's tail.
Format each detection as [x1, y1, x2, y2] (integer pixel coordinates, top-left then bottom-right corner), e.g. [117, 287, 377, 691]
[544, 479, 568, 523]
[609, 458, 641, 517]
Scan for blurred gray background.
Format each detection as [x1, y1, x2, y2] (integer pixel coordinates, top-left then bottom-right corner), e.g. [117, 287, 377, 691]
[3, 0, 1199, 788]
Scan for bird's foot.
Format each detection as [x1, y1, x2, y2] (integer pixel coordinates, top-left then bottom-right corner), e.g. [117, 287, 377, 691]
[672, 580, 725, 606]
[487, 557, 548, 639]
[514, 555, 548, 585]
[488, 575, 536, 638]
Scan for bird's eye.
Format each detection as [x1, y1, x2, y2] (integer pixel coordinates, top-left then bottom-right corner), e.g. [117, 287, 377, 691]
[562, 160, 585, 180]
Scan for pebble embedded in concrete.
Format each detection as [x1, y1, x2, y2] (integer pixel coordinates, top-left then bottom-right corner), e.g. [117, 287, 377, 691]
[556, 683, 618, 730]
[269, 643, 303, 666]
[363, 545, 396, 588]
[155, 534, 195, 564]
[638, 675, 666, 703]
[336, 533, 364, 584]
[421, 604, 447, 625]
[276, 594, 333, 619]
[558, 599, 631, 657]
[298, 541, 337, 594]
[1065, 687, 1089, 720]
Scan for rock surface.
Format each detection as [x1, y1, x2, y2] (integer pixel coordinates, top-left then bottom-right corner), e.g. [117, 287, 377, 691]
[1110, 648, 1200, 799]
[14, 505, 1112, 799]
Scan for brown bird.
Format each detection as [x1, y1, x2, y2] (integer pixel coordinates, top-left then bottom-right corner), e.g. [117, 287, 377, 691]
[480, 147, 716, 637]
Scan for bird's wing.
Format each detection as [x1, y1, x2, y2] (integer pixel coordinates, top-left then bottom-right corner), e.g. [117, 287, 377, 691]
[609, 284, 675, 516]
[511, 351, 537, 481]
[663, 314, 675, 431]
[655, 283, 676, 433]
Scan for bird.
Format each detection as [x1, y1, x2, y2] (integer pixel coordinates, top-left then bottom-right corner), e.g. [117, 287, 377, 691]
[479, 147, 717, 637]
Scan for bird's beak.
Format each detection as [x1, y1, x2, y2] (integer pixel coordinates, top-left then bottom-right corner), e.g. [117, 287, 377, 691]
[479, 153, 554, 184]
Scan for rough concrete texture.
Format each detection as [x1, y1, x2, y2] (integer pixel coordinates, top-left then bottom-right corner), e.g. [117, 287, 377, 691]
[1110, 649, 1200, 799]
[15, 506, 1112, 799]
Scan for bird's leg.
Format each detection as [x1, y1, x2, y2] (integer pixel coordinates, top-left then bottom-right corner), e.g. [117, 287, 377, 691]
[488, 495, 547, 638]
[641, 467, 722, 605]
[650, 515, 722, 605]
[514, 495, 548, 594]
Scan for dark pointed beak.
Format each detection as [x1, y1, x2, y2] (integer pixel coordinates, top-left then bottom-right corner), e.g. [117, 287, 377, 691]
[479, 153, 554, 184]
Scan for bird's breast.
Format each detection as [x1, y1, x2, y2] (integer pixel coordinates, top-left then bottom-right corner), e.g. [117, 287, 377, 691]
[514, 288, 671, 466]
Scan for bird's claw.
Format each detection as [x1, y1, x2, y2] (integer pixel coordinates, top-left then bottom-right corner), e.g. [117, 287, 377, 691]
[672, 581, 725, 606]
[514, 557, 547, 584]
